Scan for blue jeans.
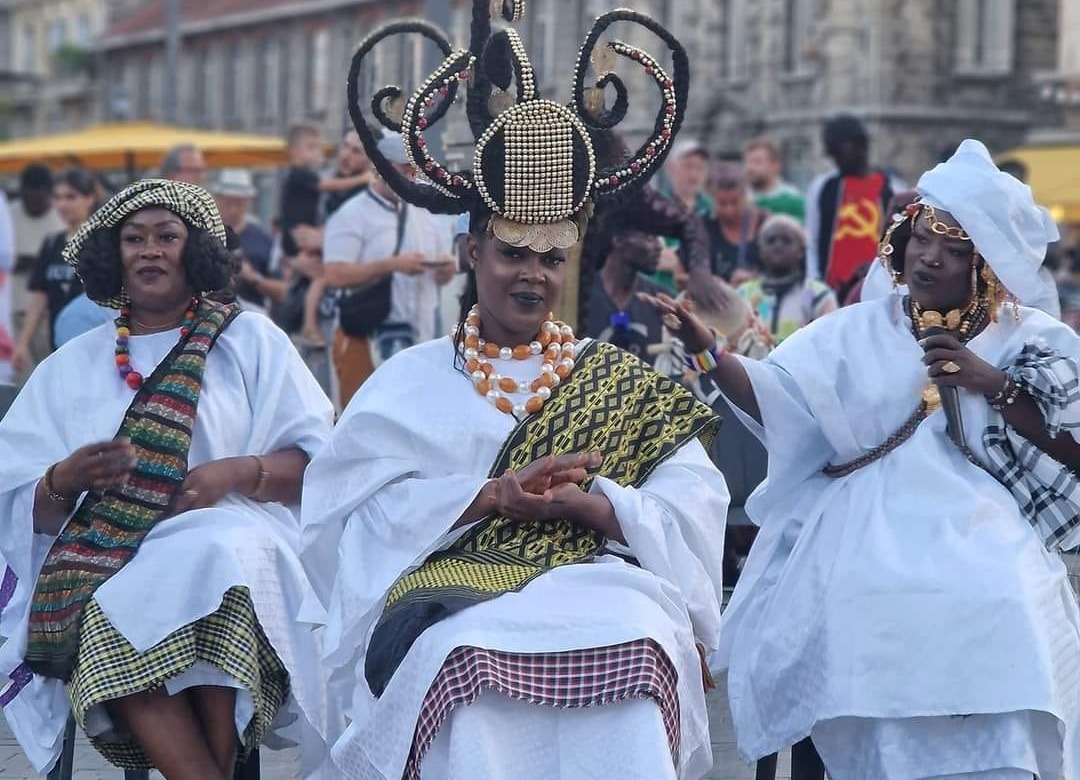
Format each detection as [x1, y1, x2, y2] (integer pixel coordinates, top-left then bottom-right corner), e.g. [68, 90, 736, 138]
[376, 322, 415, 361]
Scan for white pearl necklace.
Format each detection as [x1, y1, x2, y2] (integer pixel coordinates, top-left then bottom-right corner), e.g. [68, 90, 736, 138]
[460, 305, 577, 418]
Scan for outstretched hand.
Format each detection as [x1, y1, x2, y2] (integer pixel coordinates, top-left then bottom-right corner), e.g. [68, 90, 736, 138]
[637, 291, 715, 353]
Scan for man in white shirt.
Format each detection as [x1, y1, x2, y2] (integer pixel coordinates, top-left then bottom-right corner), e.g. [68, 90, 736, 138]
[9, 165, 64, 368]
[322, 134, 456, 407]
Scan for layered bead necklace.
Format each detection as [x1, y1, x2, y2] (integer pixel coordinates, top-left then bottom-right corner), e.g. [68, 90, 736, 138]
[906, 295, 988, 414]
[114, 297, 198, 390]
[461, 304, 577, 418]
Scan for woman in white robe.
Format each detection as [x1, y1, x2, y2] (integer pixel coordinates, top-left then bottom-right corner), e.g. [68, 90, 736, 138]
[300, 7, 729, 777]
[646, 140, 1080, 780]
[0, 181, 335, 780]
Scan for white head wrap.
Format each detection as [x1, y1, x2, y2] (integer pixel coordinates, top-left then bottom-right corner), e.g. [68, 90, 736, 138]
[916, 139, 1059, 304]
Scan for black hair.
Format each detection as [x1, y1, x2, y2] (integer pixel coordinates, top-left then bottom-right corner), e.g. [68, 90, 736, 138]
[56, 168, 100, 206]
[822, 114, 868, 150]
[20, 163, 53, 192]
[77, 217, 234, 305]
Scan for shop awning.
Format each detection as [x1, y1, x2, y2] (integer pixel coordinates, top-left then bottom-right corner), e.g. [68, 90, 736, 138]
[997, 144, 1080, 223]
[0, 121, 289, 175]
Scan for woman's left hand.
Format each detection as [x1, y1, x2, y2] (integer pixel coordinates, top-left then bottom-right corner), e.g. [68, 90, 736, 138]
[169, 458, 253, 516]
[920, 332, 1006, 397]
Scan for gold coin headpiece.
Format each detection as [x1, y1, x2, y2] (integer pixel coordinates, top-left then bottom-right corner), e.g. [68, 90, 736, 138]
[346, 0, 689, 253]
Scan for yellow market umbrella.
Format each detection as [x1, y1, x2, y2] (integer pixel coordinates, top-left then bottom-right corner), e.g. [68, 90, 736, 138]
[996, 144, 1080, 224]
[0, 121, 289, 175]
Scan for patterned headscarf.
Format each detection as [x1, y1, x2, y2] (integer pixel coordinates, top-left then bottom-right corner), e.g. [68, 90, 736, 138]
[64, 179, 227, 308]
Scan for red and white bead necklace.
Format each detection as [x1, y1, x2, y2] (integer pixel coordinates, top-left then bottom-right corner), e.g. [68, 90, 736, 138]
[114, 297, 197, 390]
[461, 305, 577, 418]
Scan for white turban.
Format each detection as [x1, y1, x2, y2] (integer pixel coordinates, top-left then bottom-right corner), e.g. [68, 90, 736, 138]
[916, 139, 1059, 304]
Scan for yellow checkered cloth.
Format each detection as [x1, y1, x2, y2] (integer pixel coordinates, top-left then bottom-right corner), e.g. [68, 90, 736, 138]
[68, 586, 288, 770]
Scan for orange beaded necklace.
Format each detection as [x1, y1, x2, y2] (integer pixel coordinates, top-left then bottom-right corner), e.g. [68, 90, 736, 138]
[461, 305, 577, 418]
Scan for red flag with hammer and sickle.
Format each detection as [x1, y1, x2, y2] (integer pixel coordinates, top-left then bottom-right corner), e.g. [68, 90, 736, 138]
[826, 172, 887, 290]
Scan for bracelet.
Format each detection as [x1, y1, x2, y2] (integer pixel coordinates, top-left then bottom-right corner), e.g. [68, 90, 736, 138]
[249, 455, 270, 500]
[42, 464, 73, 504]
[683, 333, 726, 373]
[987, 375, 1022, 412]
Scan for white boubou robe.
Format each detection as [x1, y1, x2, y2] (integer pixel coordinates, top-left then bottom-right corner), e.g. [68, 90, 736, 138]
[0, 312, 335, 776]
[300, 336, 730, 780]
[717, 294, 1080, 779]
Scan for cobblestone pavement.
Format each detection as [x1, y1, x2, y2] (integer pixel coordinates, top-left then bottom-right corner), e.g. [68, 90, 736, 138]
[0, 677, 788, 779]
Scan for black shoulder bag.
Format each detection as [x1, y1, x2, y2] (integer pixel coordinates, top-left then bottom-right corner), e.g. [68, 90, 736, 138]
[338, 199, 408, 337]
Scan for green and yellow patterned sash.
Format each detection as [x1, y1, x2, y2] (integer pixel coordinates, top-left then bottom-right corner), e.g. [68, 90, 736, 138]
[25, 299, 239, 681]
[364, 340, 719, 696]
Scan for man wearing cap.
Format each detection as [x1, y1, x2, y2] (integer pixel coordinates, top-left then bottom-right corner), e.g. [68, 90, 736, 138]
[322, 134, 457, 407]
[209, 169, 276, 312]
[651, 139, 714, 292]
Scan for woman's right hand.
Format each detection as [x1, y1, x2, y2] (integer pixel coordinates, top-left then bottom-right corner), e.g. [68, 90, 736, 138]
[637, 291, 716, 354]
[51, 438, 137, 497]
[494, 452, 601, 522]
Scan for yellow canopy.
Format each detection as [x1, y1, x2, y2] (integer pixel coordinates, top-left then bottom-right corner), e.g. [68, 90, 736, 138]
[996, 144, 1080, 224]
[0, 121, 289, 175]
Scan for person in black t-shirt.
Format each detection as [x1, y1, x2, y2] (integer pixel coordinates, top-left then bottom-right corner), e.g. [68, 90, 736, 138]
[12, 169, 99, 372]
[584, 228, 669, 364]
[279, 123, 372, 344]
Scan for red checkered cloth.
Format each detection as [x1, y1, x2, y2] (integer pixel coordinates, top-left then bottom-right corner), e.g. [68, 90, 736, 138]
[404, 638, 680, 779]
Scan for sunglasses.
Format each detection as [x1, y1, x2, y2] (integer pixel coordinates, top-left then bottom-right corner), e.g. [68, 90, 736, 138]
[762, 233, 799, 246]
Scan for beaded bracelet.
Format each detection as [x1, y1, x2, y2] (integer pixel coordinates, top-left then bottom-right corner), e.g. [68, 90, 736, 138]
[42, 464, 73, 504]
[987, 375, 1022, 412]
[249, 455, 270, 500]
[683, 333, 726, 373]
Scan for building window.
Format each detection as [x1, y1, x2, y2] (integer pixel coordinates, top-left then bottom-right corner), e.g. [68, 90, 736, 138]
[47, 19, 67, 53]
[254, 37, 277, 120]
[305, 28, 330, 115]
[223, 43, 243, 125]
[956, 0, 1014, 74]
[76, 13, 93, 47]
[714, 0, 747, 81]
[21, 23, 38, 73]
[192, 49, 210, 123]
[136, 56, 152, 118]
[782, 0, 814, 74]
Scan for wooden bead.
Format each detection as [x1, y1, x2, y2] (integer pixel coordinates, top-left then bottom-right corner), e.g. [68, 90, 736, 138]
[555, 363, 571, 379]
[495, 396, 514, 414]
[466, 358, 480, 373]
[539, 330, 553, 347]
[531, 373, 554, 391]
[481, 362, 494, 375]
[465, 334, 480, 349]
[525, 396, 544, 414]
[483, 343, 500, 358]
[476, 379, 491, 396]
[498, 376, 518, 393]
[512, 344, 531, 360]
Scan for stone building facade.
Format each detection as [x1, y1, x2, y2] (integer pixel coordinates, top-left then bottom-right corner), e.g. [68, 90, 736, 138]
[0, 0, 111, 138]
[690, 0, 1059, 186]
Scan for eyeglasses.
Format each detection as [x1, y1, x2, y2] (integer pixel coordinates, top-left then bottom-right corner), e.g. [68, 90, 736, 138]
[762, 233, 798, 246]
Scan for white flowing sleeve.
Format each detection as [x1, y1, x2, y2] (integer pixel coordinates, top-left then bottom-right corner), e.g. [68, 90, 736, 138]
[237, 313, 334, 460]
[301, 399, 489, 676]
[589, 439, 728, 650]
[0, 357, 80, 770]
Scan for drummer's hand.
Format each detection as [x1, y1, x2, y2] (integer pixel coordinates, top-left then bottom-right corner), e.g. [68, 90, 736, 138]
[52, 438, 137, 496]
[637, 291, 715, 353]
[169, 458, 253, 516]
[920, 333, 1006, 397]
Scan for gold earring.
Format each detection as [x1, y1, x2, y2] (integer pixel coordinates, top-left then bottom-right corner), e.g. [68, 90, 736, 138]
[970, 259, 979, 300]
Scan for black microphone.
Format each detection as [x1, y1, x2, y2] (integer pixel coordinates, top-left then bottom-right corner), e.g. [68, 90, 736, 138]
[922, 325, 965, 447]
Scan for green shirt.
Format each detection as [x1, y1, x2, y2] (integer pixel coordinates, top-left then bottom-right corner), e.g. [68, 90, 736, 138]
[751, 181, 805, 223]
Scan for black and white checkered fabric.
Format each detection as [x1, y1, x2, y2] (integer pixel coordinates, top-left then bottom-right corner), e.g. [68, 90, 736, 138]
[982, 340, 1080, 551]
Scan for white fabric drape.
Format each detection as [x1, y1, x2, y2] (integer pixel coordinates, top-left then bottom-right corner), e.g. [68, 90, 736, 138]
[716, 294, 1080, 779]
[0, 312, 336, 775]
[300, 336, 729, 780]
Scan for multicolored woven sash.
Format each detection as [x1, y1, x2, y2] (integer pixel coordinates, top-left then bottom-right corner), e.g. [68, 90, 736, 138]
[364, 340, 719, 696]
[25, 299, 239, 681]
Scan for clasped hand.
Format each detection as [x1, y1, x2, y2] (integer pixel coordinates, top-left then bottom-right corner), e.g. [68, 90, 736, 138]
[920, 333, 1006, 397]
[491, 451, 619, 538]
